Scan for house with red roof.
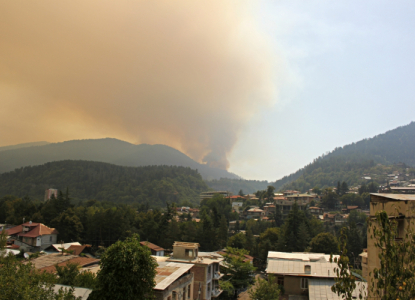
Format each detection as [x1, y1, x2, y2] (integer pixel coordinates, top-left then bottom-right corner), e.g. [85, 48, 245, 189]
[140, 241, 165, 256]
[6, 221, 58, 251]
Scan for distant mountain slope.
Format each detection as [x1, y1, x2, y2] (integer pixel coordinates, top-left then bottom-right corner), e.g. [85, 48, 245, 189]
[0, 141, 50, 152]
[0, 160, 208, 207]
[0, 138, 240, 180]
[273, 121, 415, 191]
[206, 178, 269, 194]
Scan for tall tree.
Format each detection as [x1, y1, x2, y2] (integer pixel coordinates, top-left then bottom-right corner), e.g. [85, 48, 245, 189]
[91, 234, 157, 300]
[218, 215, 228, 249]
[309, 232, 338, 254]
[248, 274, 280, 300]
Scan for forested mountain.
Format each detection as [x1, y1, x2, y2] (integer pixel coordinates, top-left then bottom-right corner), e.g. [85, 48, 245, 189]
[206, 178, 269, 194]
[0, 138, 240, 180]
[0, 141, 50, 152]
[273, 121, 415, 191]
[0, 160, 208, 207]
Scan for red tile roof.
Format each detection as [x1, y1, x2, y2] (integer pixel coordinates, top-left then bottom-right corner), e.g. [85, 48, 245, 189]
[66, 245, 91, 255]
[140, 241, 165, 252]
[39, 257, 100, 273]
[6, 223, 58, 238]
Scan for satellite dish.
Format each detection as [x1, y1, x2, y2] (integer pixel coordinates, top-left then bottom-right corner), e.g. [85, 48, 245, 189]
[24, 253, 29, 259]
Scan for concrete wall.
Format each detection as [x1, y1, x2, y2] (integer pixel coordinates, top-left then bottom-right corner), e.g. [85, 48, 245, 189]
[283, 276, 308, 296]
[367, 195, 415, 299]
[41, 234, 58, 249]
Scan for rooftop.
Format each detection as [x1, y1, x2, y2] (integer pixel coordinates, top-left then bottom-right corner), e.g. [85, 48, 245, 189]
[140, 241, 165, 252]
[266, 260, 339, 278]
[371, 193, 415, 201]
[6, 222, 58, 238]
[40, 256, 100, 273]
[173, 241, 199, 248]
[268, 252, 337, 262]
[154, 261, 194, 290]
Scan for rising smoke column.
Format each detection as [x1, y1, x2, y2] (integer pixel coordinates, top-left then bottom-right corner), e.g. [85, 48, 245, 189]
[0, 0, 278, 169]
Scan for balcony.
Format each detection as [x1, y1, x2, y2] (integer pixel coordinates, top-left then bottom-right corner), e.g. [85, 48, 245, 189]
[211, 289, 223, 298]
[213, 272, 224, 280]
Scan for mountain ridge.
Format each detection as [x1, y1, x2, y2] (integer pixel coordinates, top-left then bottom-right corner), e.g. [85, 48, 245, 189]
[273, 121, 415, 191]
[0, 138, 240, 180]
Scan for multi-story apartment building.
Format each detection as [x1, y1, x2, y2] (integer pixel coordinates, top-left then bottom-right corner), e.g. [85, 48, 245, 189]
[167, 242, 224, 300]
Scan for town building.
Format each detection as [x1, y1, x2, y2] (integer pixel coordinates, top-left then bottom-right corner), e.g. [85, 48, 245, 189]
[200, 191, 231, 201]
[153, 259, 194, 300]
[308, 206, 323, 217]
[367, 193, 415, 293]
[6, 221, 58, 251]
[245, 207, 264, 219]
[167, 242, 224, 299]
[266, 251, 366, 300]
[140, 241, 165, 256]
[390, 187, 415, 194]
[44, 188, 58, 201]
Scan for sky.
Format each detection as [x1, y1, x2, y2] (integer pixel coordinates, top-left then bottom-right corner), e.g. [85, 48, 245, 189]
[1, 1, 414, 181]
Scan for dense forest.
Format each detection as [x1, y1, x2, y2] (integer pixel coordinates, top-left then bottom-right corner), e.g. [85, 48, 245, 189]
[206, 178, 269, 194]
[273, 121, 415, 192]
[0, 138, 240, 180]
[0, 193, 367, 270]
[0, 160, 208, 207]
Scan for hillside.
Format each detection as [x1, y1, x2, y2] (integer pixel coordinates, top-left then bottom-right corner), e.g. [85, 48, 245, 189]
[0, 138, 240, 180]
[0, 160, 208, 207]
[0, 141, 50, 152]
[273, 121, 415, 191]
[206, 178, 269, 194]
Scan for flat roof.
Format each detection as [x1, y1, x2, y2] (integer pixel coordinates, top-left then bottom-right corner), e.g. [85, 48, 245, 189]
[154, 261, 194, 290]
[371, 193, 415, 201]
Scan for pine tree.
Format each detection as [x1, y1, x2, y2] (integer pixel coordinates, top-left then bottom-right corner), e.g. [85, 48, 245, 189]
[218, 215, 228, 249]
[245, 228, 255, 254]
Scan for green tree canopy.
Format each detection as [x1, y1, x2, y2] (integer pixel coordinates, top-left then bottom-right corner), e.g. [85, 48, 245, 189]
[309, 232, 338, 254]
[91, 234, 157, 300]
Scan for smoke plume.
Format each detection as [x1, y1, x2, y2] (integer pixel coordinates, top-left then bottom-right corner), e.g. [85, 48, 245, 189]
[0, 0, 277, 169]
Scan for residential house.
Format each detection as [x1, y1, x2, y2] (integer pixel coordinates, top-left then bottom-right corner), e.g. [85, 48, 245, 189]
[341, 206, 360, 214]
[6, 221, 58, 251]
[44, 188, 58, 201]
[266, 251, 366, 300]
[29, 253, 100, 273]
[390, 187, 415, 194]
[308, 206, 323, 217]
[367, 193, 415, 294]
[140, 241, 165, 256]
[263, 204, 276, 217]
[283, 190, 300, 196]
[246, 208, 264, 219]
[167, 242, 224, 299]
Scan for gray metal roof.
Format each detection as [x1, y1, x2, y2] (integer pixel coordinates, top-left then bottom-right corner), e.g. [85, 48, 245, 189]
[266, 260, 339, 278]
[268, 251, 339, 262]
[371, 193, 415, 201]
[309, 279, 367, 300]
[53, 284, 92, 300]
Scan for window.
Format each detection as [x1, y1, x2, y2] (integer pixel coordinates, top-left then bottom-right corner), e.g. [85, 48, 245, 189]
[185, 249, 193, 258]
[183, 287, 186, 300]
[208, 283, 211, 293]
[187, 285, 191, 298]
[167, 297, 171, 300]
[301, 278, 308, 289]
[208, 265, 211, 274]
[277, 276, 284, 286]
[304, 265, 311, 274]
[172, 291, 177, 300]
[50, 236, 52, 242]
